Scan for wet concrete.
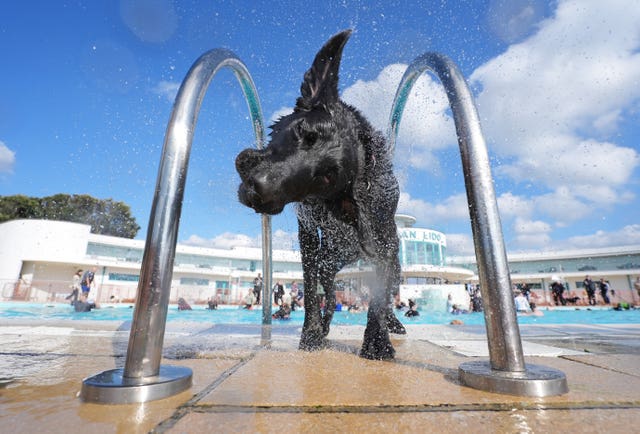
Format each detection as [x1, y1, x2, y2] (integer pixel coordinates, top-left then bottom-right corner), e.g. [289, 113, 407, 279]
[0, 320, 639, 433]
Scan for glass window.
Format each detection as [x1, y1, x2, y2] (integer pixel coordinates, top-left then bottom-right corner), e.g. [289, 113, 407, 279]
[180, 277, 209, 286]
[108, 273, 139, 282]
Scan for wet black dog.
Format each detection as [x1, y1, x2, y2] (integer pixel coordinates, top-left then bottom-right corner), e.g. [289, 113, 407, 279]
[236, 29, 405, 360]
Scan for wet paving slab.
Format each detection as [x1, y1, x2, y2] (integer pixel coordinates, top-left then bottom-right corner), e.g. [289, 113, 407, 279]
[1, 320, 639, 433]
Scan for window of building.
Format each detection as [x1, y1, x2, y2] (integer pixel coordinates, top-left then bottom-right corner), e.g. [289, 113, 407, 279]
[109, 273, 139, 282]
[180, 277, 209, 286]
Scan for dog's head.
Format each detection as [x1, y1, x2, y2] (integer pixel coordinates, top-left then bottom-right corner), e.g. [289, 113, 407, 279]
[236, 29, 360, 215]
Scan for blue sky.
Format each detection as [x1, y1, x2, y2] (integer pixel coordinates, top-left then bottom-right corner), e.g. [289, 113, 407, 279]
[1, 0, 638, 255]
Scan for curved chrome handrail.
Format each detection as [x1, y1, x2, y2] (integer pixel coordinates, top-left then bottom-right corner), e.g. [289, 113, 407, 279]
[387, 52, 567, 396]
[81, 49, 268, 403]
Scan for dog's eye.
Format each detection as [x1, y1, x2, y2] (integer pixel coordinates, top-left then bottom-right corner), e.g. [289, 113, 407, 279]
[303, 131, 318, 147]
[295, 122, 318, 147]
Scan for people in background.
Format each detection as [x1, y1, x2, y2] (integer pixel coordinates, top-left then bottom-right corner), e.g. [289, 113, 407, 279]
[81, 267, 97, 296]
[66, 269, 82, 304]
[446, 293, 454, 313]
[471, 288, 484, 312]
[177, 297, 192, 311]
[520, 283, 531, 301]
[73, 293, 98, 312]
[290, 281, 299, 311]
[243, 288, 255, 309]
[404, 299, 420, 317]
[272, 300, 291, 320]
[335, 298, 343, 312]
[551, 280, 566, 306]
[207, 296, 219, 310]
[598, 278, 611, 305]
[253, 273, 263, 305]
[273, 281, 285, 305]
[514, 291, 532, 313]
[583, 275, 597, 306]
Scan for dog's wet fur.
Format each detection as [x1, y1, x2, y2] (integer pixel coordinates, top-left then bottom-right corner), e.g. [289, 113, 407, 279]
[236, 29, 406, 360]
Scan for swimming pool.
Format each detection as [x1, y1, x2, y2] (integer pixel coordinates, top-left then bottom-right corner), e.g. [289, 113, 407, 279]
[0, 302, 637, 326]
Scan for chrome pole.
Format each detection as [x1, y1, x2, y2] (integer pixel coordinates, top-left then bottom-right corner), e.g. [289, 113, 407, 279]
[81, 49, 267, 404]
[388, 52, 568, 397]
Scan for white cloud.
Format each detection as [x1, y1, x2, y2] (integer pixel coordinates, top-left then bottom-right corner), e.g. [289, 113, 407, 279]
[120, 0, 178, 44]
[566, 224, 640, 249]
[471, 0, 640, 209]
[486, 0, 546, 43]
[183, 232, 255, 249]
[153, 80, 180, 102]
[342, 63, 457, 174]
[397, 192, 470, 226]
[372, 0, 640, 250]
[182, 229, 299, 251]
[0, 141, 16, 174]
[445, 233, 476, 256]
[207, 1, 640, 254]
[269, 106, 293, 125]
[496, 192, 534, 221]
[511, 217, 553, 249]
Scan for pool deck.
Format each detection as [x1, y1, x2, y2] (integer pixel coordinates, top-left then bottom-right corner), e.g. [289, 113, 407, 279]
[1, 318, 639, 433]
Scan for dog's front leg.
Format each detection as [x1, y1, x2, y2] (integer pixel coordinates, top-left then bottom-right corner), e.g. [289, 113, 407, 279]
[318, 255, 341, 338]
[385, 254, 407, 335]
[298, 222, 325, 351]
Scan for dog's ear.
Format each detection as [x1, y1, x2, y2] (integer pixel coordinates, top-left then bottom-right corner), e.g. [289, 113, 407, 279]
[296, 29, 352, 110]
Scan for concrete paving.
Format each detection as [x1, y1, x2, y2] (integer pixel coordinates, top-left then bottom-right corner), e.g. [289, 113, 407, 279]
[1, 319, 639, 433]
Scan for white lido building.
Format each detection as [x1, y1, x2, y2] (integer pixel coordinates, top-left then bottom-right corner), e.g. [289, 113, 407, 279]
[1, 218, 639, 306]
[0, 219, 301, 304]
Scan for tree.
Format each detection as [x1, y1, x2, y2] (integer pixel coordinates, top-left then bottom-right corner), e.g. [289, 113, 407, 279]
[0, 194, 42, 221]
[0, 194, 140, 238]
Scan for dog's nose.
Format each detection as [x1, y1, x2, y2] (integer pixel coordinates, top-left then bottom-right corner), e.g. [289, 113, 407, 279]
[235, 148, 264, 180]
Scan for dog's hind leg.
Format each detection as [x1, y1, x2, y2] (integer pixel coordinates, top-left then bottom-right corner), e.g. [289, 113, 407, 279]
[318, 236, 359, 337]
[298, 222, 326, 351]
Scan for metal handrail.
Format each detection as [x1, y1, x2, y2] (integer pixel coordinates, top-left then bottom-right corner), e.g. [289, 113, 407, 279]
[387, 52, 568, 396]
[81, 49, 268, 403]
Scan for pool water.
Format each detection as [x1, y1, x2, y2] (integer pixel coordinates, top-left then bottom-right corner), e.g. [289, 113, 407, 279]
[0, 302, 637, 326]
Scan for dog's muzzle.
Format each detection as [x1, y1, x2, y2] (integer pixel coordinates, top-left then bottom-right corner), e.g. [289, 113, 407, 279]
[236, 149, 286, 215]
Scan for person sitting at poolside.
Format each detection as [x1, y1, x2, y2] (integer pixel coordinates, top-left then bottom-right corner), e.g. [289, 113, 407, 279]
[519, 302, 544, 317]
[450, 304, 469, 315]
[446, 293, 454, 313]
[404, 299, 420, 317]
[514, 291, 532, 313]
[613, 302, 631, 311]
[272, 301, 291, 320]
[335, 298, 343, 312]
[177, 297, 192, 311]
[242, 289, 255, 309]
[207, 296, 219, 310]
[73, 293, 98, 312]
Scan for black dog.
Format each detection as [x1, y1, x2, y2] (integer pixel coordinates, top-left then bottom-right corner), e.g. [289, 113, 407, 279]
[236, 29, 405, 360]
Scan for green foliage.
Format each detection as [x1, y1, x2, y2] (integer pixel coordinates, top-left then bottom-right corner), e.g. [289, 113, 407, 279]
[0, 194, 140, 238]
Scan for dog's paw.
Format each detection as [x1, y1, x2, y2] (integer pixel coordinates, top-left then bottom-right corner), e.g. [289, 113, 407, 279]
[386, 311, 407, 335]
[299, 328, 328, 351]
[359, 340, 395, 360]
